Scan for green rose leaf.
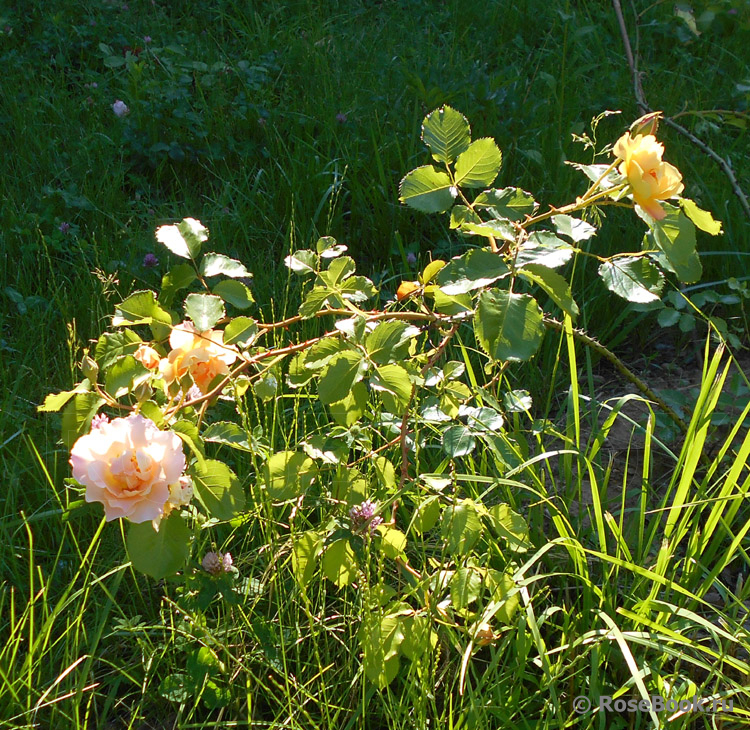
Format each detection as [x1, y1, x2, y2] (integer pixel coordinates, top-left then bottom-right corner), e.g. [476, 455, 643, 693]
[38, 383, 91, 413]
[155, 218, 208, 259]
[371, 364, 413, 412]
[299, 286, 334, 318]
[460, 219, 517, 242]
[318, 351, 365, 405]
[329, 381, 368, 426]
[203, 421, 252, 451]
[552, 214, 597, 242]
[212, 280, 255, 310]
[454, 138, 502, 188]
[104, 355, 150, 398]
[518, 263, 580, 318]
[127, 512, 192, 579]
[191, 459, 244, 521]
[365, 321, 420, 365]
[159, 264, 197, 308]
[515, 232, 575, 269]
[61, 393, 105, 448]
[680, 198, 722, 235]
[421, 105, 471, 164]
[223, 316, 258, 347]
[475, 187, 537, 222]
[598, 256, 665, 303]
[399, 166, 456, 214]
[639, 204, 702, 284]
[264, 451, 318, 500]
[284, 249, 318, 275]
[437, 249, 510, 296]
[474, 289, 544, 362]
[185, 293, 225, 331]
[95, 329, 141, 369]
[113, 290, 173, 331]
[322, 538, 358, 587]
[200, 253, 253, 279]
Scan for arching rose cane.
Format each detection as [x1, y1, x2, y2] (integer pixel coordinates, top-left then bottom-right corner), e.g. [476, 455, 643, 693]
[69, 413, 186, 524]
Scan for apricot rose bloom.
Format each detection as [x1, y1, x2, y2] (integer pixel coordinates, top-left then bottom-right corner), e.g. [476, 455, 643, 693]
[70, 414, 186, 523]
[613, 132, 684, 220]
[134, 344, 160, 370]
[159, 321, 238, 394]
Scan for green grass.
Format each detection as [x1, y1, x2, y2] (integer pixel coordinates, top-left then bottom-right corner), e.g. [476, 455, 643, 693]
[2, 0, 750, 727]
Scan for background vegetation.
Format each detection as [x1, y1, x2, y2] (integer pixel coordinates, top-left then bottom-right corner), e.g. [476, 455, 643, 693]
[1, 0, 749, 728]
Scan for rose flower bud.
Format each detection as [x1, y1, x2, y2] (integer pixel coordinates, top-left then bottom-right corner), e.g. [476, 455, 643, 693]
[70, 414, 186, 523]
[396, 281, 420, 301]
[134, 344, 161, 370]
[613, 132, 684, 221]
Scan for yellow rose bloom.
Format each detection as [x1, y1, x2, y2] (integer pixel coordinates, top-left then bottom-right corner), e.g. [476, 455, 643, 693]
[613, 132, 684, 220]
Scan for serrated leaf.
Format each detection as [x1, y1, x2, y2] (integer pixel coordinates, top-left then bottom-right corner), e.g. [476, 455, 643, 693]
[61, 393, 105, 448]
[460, 219, 517, 242]
[399, 166, 456, 214]
[599, 256, 665, 303]
[156, 218, 207, 259]
[104, 355, 150, 398]
[319, 256, 356, 287]
[264, 451, 318, 500]
[515, 232, 575, 269]
[284, 249, 318, 274]
[113, 290, 172, 329]
[223, 316, 258, 347]
[200, 253, 252, 279]
[475, 187, 537, 222]
[518, 263, 580, 317]
[680, 198, 722, 235]
[503, 389, 532, 412]
[422, 105, 471, 164]
[639, 203, 702, 283]
[212, 280, 254, 309]
[323, 539, 358, 587]
[474, 289, 544, 362]
[203, 421, 252, 451]
[552, 214, 597, 242]
[95, 329, 141, 369]
[450, 205, 482, 229]
[365, 321, 420, 365]
[437, 249, 510, 295]
[127, 513, 191, 579]
[159, 264, 197, 308]
[304, 338, 349, 369]
[433, 290, 473, 316]
[185, 293, 225, 330]
[371, 364, 412, 412]
[318, 351, 365, 404]
[339, 275, 377, 303]
[191, 459, 244, 520]
[38, 384, 90, 413]
[454, 138, 502, 188]
[329, 381, 368, 426]
[420, 259, 446, 284]
[299, 286, 334, 318]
